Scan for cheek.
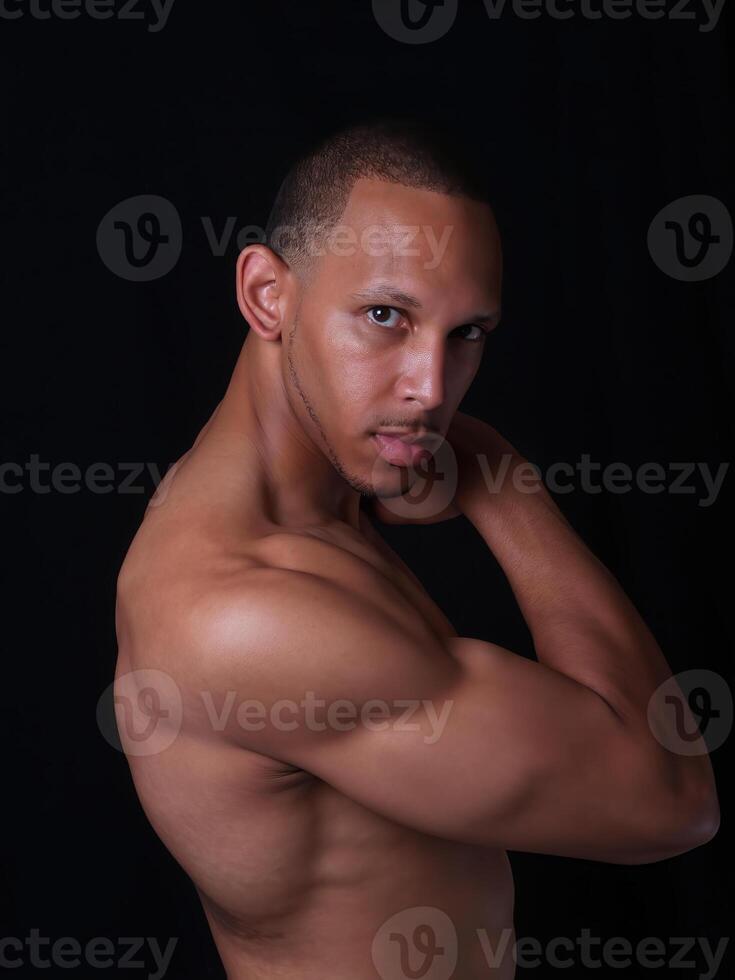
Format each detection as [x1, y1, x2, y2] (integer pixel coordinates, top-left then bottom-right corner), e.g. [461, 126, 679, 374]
[321, 319, 384, 403]
[447, 344, 484, 386]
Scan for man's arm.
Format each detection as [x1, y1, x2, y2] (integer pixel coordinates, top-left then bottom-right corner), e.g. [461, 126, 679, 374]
[185, 559, 719, 865]
[445, 411, 719, 813]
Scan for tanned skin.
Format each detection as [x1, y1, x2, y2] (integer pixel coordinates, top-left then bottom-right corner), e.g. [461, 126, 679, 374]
[115, 177, 719, 979]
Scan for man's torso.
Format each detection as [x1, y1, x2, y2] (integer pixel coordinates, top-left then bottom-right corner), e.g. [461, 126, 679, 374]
[114, 440, 515, 978]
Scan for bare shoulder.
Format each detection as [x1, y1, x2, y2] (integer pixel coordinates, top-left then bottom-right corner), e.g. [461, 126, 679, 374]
[181, 552, 454, 692]
[116, 520, 458, 741]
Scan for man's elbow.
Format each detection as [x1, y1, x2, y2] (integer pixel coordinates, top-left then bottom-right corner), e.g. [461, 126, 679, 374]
[623, 786, 720, 865]
[675, 764, 721, 846]
[680, 791, 721, 848]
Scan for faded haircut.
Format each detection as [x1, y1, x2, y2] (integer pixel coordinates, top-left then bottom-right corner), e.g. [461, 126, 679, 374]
[263, 116, 494, 274]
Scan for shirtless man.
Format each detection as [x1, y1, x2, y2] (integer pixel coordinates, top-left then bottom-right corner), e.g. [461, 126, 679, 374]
[114, 120, 720, 979]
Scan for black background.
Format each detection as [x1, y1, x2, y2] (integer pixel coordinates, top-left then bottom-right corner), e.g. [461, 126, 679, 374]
[1, 1, 733, 977]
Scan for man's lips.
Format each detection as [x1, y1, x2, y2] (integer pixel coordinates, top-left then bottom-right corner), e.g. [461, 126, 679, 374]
[372, 432, 433, 467]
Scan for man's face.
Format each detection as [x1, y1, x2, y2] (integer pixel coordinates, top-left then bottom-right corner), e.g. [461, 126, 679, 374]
[283, 176, 502, 498]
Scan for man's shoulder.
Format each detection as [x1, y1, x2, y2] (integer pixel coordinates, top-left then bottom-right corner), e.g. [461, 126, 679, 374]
[179, 542, 375, 662]
[116, 526, 301, 625]
[116, 523, 458, 756]
[117, 525, 365, 664]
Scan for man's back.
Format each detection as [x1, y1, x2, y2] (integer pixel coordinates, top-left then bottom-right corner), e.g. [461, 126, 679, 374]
[114, 414, 516, 979]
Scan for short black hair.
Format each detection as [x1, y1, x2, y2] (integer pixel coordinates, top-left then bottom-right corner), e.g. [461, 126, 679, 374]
[264, 116, 494, 272]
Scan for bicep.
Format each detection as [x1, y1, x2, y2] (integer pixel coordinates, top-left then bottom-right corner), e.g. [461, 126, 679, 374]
[266, 636, 640, 856]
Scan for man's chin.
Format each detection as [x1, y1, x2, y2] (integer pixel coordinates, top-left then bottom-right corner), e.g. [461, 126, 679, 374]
[370, 467, 420, 499]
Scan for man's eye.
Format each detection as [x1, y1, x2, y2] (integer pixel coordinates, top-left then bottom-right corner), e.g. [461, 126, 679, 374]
[366, 306, 402, 329]
[456, 324, 487, 343]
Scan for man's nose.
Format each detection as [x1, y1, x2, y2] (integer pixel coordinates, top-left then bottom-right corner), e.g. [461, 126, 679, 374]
[395, 339, 447, 410]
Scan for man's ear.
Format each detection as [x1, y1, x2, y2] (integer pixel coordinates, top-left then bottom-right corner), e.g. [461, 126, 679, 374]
[235, 244, 295, 340]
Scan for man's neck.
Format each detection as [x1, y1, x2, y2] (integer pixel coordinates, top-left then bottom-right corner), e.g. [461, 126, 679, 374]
[198, 332, 364, 531]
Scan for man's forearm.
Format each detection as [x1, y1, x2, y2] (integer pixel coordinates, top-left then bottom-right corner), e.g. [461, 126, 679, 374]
[461, 432, 719, 827]
[463, 445, 668, 712]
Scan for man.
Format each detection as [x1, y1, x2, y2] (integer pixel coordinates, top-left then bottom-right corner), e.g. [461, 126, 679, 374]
[114, 119, 719, 979]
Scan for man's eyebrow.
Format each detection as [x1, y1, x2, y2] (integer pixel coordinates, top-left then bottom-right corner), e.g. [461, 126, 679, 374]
[351, 285, 501, 328]
[351, 286, 423, 309]
[475, 310, 502, 329]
